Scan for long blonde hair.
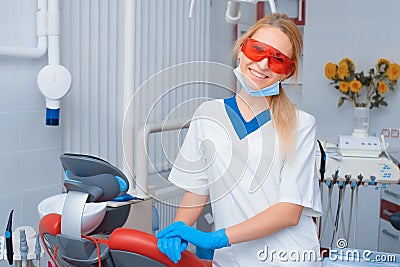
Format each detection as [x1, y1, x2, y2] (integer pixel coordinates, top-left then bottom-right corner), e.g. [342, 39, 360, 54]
[232, 13, 303, 156]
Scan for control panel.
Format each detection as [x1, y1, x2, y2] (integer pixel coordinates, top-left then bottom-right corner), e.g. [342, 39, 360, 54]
[316, 154, 400, 187]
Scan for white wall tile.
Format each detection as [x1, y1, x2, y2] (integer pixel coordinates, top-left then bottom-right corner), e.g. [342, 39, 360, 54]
[18, 147, 63, 191]
[0, 153, 19, 195]
[21, 184, 62, 229]
[0, 112, 19, 153]
[19, 110, 62, 150]
[16, 70, 45, 111]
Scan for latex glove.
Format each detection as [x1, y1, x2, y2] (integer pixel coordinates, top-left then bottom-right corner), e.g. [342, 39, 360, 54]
[157, 221, 230, 250]
[157, 222, 188, 264]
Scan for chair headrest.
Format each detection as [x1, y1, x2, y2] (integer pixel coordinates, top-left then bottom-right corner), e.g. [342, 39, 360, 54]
[60, 153, 130, 202]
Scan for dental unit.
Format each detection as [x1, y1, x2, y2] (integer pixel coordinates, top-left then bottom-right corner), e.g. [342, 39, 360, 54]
[316, 136, 400, 249]
[37, 153, 211, 267]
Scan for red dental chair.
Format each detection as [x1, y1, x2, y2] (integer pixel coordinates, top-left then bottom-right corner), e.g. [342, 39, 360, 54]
[38, 153, 211, 267]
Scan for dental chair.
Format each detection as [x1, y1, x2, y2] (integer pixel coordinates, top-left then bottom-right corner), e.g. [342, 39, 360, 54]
[38, 153, 211, 267]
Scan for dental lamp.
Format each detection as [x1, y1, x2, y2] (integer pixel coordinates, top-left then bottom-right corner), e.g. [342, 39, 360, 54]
[188, 0, 276, 24]
[225, 0, 277, 24]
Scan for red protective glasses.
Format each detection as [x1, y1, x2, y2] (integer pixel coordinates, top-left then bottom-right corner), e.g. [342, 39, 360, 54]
[241, 38, 295, 75]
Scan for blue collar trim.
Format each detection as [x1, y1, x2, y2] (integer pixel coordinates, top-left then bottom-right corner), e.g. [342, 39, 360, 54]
[224, 95, 271, 140]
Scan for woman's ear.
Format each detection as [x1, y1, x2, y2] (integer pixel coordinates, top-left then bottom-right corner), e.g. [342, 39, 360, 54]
[238, 52, 243, 63]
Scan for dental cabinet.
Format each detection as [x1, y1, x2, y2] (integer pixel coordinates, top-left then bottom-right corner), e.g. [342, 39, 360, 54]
[379, 183, 400, 253]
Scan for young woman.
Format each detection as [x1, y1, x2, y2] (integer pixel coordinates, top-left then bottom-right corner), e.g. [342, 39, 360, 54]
[157, 13, 322, 266]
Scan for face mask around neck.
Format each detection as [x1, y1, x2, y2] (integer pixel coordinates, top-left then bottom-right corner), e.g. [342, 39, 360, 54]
[233, 66, 280, 97]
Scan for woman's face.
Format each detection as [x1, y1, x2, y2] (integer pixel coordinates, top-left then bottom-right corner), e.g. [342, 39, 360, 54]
[239, 26, 293, 91]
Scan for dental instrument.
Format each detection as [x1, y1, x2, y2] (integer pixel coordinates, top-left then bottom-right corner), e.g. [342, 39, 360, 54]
[5, 210, 14, 265]
[317, 140, 326, 237]
[20, 229, 28, 267]
[35, 235, 41, 267]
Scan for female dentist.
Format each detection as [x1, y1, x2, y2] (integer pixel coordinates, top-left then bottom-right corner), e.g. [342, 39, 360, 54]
[157, 13, 322, 267]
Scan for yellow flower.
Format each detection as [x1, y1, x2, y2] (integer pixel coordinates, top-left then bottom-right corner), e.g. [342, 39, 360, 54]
[325, 57, 399, 109]
[339, 58, 355, 68]
[339, 81, 349, 93]
[376, 58, 391, 71]
[349, 80, 362, 93]
[324, 63, 337, 80]
[337, 61, 349, 80]
[386, 63, 400, 81]
[377, 81, 388, 94]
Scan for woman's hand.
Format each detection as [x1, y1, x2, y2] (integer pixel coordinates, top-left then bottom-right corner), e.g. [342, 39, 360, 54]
[157, 221, 230, 263]
[157, 221, 188, 264]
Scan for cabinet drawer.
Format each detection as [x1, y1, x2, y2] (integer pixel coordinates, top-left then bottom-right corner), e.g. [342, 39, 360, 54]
[378, 218, 400, 254]
[381, 184, 400, 205]
[381, 198, 400, 221]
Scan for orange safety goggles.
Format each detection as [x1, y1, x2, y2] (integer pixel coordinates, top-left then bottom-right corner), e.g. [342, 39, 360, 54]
[241, 38, 295, 75]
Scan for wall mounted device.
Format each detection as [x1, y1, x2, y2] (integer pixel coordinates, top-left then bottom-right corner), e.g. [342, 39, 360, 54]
[338, 135, 382, 158]
[37, 0, 72, 126]
[0, 0, 72, 126]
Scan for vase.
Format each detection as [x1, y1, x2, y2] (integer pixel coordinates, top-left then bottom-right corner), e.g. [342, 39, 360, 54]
[352, 106, 370, 137]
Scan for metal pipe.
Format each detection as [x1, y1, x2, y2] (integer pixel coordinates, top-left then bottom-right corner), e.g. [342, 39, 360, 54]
[134, 119, 190, 198]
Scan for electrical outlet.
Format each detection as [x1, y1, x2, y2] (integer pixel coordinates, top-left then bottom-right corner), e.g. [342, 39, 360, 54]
[382, 128, 391, 138]
[391, 129, 399, 138]
[0, 236, 4, 260]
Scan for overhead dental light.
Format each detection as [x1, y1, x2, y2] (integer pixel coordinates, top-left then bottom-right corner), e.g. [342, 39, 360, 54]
[225, 0, 277, 24]
[189, 0, 276, 24]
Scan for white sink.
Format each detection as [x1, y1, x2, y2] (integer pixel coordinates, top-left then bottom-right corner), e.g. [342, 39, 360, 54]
[38, 193, 107, 235]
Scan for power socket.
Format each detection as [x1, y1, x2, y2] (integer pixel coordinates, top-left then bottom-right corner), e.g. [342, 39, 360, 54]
[0, 236, 4, 260]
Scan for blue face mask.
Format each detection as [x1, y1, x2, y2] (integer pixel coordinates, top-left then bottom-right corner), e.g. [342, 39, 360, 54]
[233, 66, 280, 97]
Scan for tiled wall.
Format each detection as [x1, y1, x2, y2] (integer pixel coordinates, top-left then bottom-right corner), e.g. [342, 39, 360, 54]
[0, 1, 63, 261]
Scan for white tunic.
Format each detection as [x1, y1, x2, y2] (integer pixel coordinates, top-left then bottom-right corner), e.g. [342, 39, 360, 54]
[168, 96, 322, 267]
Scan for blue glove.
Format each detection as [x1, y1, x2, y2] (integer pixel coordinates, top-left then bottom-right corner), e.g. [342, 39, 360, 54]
[157, 222, 188, 264]
[157, 221, 230, 250]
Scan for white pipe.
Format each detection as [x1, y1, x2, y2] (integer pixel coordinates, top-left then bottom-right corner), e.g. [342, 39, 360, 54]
[48, 0, 60, 64]
[135, 119, 190, 198]
[123, 0, 136, 194]
[0, 0, 48, 58]
[189, 0, 196, 18]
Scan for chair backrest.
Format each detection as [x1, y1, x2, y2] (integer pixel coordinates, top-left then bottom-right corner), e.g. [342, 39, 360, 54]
[109, 228, 208, 267]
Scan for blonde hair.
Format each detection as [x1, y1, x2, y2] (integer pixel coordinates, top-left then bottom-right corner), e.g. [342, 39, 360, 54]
[232, 13, 303, 156]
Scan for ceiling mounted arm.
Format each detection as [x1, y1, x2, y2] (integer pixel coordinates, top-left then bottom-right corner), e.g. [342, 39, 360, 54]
[225, 0, 276, 24]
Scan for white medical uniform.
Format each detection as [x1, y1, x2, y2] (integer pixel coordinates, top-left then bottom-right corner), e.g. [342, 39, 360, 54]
[169, 96, 322, 267]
